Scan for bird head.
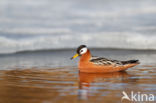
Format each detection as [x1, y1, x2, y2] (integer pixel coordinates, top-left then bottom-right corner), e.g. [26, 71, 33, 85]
[71, 45, 88, 59]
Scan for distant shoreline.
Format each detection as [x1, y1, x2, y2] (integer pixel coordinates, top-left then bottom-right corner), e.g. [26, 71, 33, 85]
[0, 47, 155, 55]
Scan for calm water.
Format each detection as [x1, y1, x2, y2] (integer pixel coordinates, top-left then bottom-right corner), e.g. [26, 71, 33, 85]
[0, 49, 155, 103]
[0, 49, 156, 69]
[0, 65, 155, 103]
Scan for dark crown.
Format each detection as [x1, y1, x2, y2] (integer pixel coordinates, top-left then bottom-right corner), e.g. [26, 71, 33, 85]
[76, 45, 87, 54]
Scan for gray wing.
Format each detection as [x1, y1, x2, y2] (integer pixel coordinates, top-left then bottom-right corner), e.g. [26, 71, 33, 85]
[90, 56, 123, 66]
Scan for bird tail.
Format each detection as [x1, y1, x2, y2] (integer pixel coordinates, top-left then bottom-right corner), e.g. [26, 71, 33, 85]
[122, 60, 140, 65]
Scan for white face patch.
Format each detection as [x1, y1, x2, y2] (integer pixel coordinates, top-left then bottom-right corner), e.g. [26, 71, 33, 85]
[80, 47, 87, 55]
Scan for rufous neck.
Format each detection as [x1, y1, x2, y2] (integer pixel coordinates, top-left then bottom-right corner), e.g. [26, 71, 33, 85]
[80, 50, 91, 62]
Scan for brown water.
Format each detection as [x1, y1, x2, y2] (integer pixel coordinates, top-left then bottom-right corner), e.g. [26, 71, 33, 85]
[0, 65, 155, 103]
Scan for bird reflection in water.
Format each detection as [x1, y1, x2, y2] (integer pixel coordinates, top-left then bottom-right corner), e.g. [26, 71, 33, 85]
[78, 71, 131, 100]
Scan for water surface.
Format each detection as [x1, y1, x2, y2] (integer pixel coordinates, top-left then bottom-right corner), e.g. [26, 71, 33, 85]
[0, 65, 155, 103]
[0, 49, 155, 103]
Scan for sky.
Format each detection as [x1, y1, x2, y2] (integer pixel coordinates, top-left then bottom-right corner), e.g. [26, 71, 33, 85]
[0, 0, 156, 53]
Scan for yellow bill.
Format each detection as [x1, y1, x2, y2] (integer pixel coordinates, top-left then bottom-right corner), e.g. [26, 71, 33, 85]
[71, 53, 79, 60]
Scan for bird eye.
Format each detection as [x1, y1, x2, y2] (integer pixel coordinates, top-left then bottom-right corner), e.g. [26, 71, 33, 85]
[79, 48, 87, 55]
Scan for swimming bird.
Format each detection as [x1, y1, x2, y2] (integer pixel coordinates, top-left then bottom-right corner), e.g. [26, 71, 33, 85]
[71, 45, 139, 73]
